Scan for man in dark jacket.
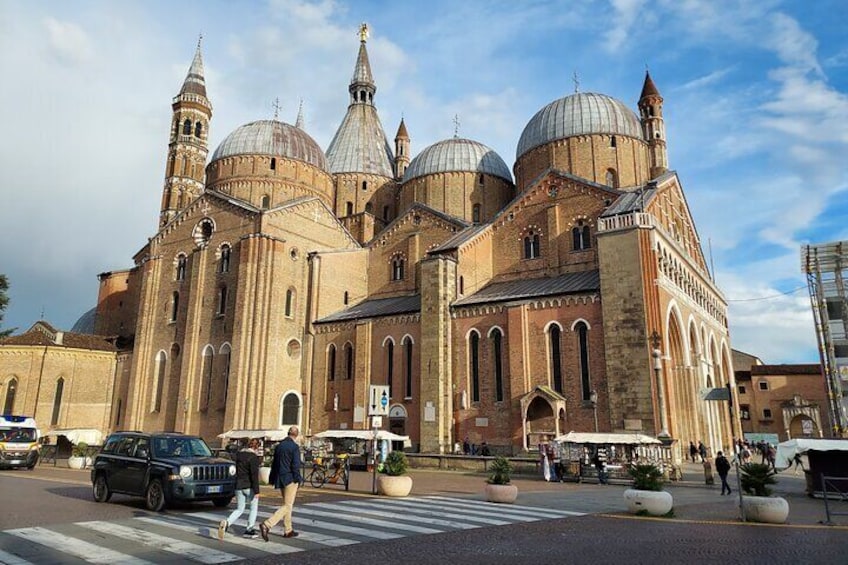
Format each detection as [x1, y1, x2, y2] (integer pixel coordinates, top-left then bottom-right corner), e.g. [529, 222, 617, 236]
[219, 438, 261, 539]
[260, 426, 303, 541]
[715, 450, 732, 495]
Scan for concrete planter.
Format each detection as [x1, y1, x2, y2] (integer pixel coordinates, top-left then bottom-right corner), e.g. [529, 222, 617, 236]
[377, 474, 412, 497]
[624, 489, 673, 516]
[67, 456, 86, 470]
[742, 495, 789, 524]
[259, 466, 271, 485]
[485, 483, 518, 504]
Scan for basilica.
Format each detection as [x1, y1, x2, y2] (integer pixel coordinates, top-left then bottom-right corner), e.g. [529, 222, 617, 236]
[0, 26, 737, 459]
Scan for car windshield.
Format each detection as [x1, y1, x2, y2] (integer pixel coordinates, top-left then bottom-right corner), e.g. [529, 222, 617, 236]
[152, 437, 212, 458]
[0, 428, 37, 442]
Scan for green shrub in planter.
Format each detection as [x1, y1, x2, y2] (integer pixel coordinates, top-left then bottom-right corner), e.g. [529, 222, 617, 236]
[488, 456, 512, 485]
[72, 442, 88, 458]
[628, 463, 664, 491]
[739, 463, 777, 497]
[382, 450, 409, 477]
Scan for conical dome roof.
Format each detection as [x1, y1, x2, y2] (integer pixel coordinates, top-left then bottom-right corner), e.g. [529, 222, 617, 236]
[211, 120, 328, 171]
[517, 92, 642, 159]
[403, 138, 512, 183]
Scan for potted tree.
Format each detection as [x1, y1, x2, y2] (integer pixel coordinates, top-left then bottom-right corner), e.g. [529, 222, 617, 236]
[259, 448, 273, 485]
[623, 463, 673, 516]
[377, 450, 412, 497]
[68, 442, 88, 470]
[485, 456, 518, 503]
[739, 462, 789, 524]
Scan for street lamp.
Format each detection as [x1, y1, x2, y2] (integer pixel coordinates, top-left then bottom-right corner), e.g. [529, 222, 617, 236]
[650, 330, 671, 441]
[589, 390, 599, 432]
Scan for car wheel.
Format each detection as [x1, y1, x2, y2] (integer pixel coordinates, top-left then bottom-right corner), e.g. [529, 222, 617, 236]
[212, 497, 232, 508]
[93, 474, 112, 502]
[145, 479, 166, 512]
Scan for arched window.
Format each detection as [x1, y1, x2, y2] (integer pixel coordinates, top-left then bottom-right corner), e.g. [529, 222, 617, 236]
[114, 398, 122, 426]
[343, 291, 349, 305]
[3, 377, 17, 414]
[549, 325, 563, 393]
[182, 119, 191, 135]
[344, 343, 354, 380]
[362, 181, 368, 191]
[383, 206, 390, 221]
[605, 168, 618, 188]
[281, 393, 299, 426]
[459, 276, 464, 295]
[171, 291, 179, 322]
[472, 204, 481, 224]
[152, 351, 166, 412]
[195, 121, 203, 137]
[201, 346, 214, 410]
[346, 201, 354, 216]
[576, 322, 591, 400]
[217, 286, 227, 316]
[572, 223, 591, 251]
[261, 195, 270, 209]
[610, 136, 617, 148]
[469, 331, 480, 402]
[270, 157, 276, 170]
[176, 255, 187, 281]
[491, 329, 504, 402]
[391, 258, 404, 281]
[51, 377, 64, 426]
[220, 344, 232, 408]
[327, 344, 336, 381]
[523, 231, 540, 259]
[403, 336, 413, 398]
[285, 288, 295, 317]
[219, 245, 231, 273]
[386, 340, 394, 398]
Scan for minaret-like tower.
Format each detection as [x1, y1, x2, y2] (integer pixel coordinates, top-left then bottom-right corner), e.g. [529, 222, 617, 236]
[394, 118, 410, 179]
[638, 70, 667, 178]
[159, 38, 212, 227]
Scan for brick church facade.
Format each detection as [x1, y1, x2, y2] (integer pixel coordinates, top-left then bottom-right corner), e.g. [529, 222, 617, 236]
[1, 27, 737, 459]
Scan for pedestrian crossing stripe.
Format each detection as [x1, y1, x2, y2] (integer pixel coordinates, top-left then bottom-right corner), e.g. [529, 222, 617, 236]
[0, 496, 585, 564]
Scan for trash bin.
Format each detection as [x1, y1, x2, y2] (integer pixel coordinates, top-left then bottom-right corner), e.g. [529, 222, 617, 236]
[703, 460, 714, 485]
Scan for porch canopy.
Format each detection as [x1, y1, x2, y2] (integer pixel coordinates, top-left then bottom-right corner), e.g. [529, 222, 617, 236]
[775, 438, 848, 470]
[554, 432, 662, 445]
[313, 429, 409, 442]
[47, 429, 103, 445]
[218, 429, 290, 441]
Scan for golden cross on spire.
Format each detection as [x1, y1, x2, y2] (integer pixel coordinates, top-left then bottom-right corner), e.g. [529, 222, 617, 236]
[572, 71, 580, 93]
[272, 97, 282, 119]
[453, 114, 460, 138]
[359, 22, 369, 42]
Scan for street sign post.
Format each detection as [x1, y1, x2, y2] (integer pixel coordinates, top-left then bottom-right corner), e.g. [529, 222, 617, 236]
[369, 385, 389, 416]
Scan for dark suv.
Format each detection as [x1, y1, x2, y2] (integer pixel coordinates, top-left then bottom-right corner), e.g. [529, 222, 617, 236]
[90, 431, 236, 511]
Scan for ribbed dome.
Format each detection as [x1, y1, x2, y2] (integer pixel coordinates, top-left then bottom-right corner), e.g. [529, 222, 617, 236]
[70, 307, 96, 334]
[403, 138, 512, 183]
[211, 120, 328, 171]
[517, 93, 643, 159]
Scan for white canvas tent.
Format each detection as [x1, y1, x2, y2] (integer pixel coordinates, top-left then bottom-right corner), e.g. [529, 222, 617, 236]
[554, 432, 662, 445]
[218, 429, 290, 441]
[775, 438, 848, 470]
[313, 429, 410, 442]
[47, 429, 103, 445]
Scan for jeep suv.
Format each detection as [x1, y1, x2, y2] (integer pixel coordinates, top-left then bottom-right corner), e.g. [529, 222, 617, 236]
[91, 431, 236, 511]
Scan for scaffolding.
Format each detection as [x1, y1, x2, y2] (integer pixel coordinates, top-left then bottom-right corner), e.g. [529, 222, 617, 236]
[802, 241, 848, 437]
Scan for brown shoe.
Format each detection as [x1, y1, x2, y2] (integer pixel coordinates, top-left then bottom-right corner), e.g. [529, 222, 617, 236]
[259, 522, 270, 542]
[283, 530, 299, 538]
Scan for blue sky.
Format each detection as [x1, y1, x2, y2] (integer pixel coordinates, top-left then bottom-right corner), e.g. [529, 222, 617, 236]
[1, 0, 846, 364]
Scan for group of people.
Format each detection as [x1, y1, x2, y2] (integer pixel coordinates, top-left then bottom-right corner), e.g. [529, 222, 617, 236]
[455, 437, 491, 456]
[217, 426, 303, 542]
[687, 440, 709, 463]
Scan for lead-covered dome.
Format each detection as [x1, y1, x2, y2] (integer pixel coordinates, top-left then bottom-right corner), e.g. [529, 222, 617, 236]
[517, 93, 642, 159]
[403, 138, 512, 183]
[211, 120, 328, 171]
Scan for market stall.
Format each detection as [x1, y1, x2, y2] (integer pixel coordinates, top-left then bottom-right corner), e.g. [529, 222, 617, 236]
[553, 431, 670, 483]
[312, 429, 410, 471]
[776, 438, 848, 497]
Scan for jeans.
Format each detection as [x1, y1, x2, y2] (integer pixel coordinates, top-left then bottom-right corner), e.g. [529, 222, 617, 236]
[226, 487, 258, 530]
[719, 473, 731, 495]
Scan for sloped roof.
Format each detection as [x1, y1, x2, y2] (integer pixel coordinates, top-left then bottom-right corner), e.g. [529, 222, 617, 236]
[315, 294, 420, 324]
[751, 365, 822, 376]
[453, 270, 600, 307]
[429, 224, 489, 254]
[0, 322, 117, 352]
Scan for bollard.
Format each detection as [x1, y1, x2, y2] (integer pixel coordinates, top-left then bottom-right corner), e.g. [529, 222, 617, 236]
[703, 459, 714, 485]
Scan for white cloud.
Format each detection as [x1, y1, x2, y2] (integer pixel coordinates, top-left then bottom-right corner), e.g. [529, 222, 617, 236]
[605, 0, 648, 53]
[44, 17, 94, 65]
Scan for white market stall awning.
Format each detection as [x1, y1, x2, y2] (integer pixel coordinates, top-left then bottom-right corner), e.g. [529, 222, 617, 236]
[218, 429, 290, 441]
[313, 429, 410, 442]
[554, 431, 662, 445]
[775, 438, 848, 470]
[47, 429, 103, 445]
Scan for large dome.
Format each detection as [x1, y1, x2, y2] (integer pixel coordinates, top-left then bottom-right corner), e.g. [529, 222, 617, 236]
[211, 120, 328, 171]
[403, 138, 512, 183]
[517, 92, 642, 159]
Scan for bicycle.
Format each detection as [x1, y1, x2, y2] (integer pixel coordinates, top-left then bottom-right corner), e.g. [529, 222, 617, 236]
[307, 454, 350, 490]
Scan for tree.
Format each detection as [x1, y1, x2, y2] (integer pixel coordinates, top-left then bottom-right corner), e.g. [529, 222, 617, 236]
[0, 274, 15, 338]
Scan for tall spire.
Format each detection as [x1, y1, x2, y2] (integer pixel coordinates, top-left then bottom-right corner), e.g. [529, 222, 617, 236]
[180, 34, 207, 98]
[349, 22, 375, 105]
[295, 99, 305, 129]
[640, 69, 660, 99]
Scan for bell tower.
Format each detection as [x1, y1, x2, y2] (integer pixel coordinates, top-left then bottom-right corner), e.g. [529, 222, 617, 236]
[159, 38, 212, 227]
[638, 70, 667, 178]
[394, 118, 410, 179]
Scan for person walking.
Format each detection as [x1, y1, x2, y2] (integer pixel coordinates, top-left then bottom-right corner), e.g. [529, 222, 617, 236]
[689, 441, 698, 463]
[219, 438, 261, 540]
[792, 452, 804, 475]
[592, 451, 607, 485]
[698, 440, 707, 462]
[715, 451, 732, 495]
[259, 426, 303, 542]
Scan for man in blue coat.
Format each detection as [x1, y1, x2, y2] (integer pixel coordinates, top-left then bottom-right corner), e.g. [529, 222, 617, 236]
[259, 426, 303, 541]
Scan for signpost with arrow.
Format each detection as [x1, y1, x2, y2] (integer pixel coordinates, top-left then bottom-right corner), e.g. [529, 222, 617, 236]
[369, 385, 389, 494]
